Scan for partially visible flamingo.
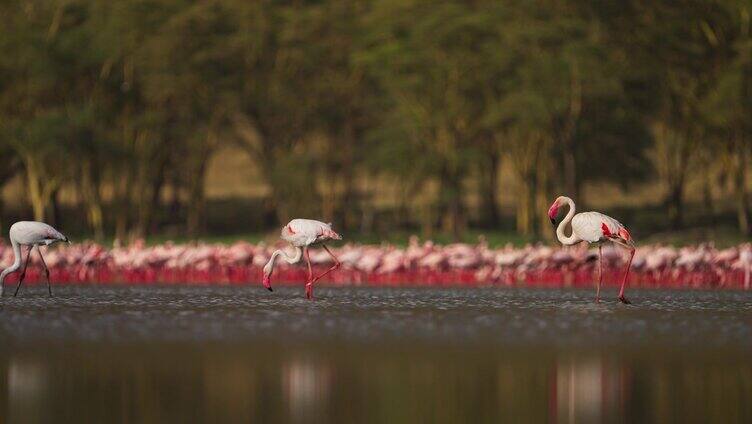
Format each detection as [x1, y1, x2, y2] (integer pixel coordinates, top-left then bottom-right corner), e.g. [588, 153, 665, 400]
[739, 245, 752, 290]
[262, 219, 342, 299]
[548, 196, 636, 304]
[0, 221, 70, 297]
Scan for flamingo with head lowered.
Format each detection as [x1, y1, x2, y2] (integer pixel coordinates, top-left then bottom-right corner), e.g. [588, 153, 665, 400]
[262, 219, 342, 299]
[0, 221, 70, 297]
[548, 196, 635, 304]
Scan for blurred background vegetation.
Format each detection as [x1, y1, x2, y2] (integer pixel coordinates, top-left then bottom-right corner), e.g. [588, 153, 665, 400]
[0, 0, 750, 245]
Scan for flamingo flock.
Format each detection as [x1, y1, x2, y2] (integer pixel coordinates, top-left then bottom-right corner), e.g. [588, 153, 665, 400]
[1, 195, 751, 300]
[0, 237, 749, 290]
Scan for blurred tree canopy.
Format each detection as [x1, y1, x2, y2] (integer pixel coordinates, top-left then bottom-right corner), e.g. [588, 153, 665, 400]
[0, 0, 749, 240]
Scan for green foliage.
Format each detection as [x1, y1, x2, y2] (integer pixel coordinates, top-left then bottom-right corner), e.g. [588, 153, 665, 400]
[0, 0, 749, 239]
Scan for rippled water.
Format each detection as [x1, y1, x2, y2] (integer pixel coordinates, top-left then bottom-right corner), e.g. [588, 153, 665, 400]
[0, 286, 750, 422]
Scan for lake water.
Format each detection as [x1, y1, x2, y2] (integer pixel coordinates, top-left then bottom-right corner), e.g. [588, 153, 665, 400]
[0, 286, 750, 423]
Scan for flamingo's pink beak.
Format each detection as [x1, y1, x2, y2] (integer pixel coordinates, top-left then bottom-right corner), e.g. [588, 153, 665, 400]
[262, 275, 273, 292]
[548, 202, 559, 226]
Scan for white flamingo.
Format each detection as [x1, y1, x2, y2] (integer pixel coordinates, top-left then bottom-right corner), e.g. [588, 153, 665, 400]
[262, 219, 342, 299]
[0, 221, 70, 297]
[548, 196, 636, 304]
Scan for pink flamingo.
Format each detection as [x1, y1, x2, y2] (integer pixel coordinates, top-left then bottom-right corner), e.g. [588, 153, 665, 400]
[262, 219, 342, 299]
[548, 196, 636, 304]
[0, 221, 70, 297]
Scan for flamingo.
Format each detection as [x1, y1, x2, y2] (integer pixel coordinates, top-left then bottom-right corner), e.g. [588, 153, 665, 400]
[548, 196, 635, 304]
[262, 219, 342, 299]
[0, 221, 70, 297]
[739, 245, 752, 290]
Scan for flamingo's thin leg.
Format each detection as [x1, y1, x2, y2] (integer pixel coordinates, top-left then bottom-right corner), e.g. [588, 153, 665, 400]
[14, 246, 34, 297]
[310, 245, 341, 285]
[618, 247, 636, 305]
[37, 247, 52, 297]
[304, 247, 314, 300]
[596, 245, 602, 303]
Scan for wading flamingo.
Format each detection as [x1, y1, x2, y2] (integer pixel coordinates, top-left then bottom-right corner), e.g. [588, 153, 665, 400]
[548, 196, 635, 304]
[0, 221, 70, 297]
[262, 219, 342, 299]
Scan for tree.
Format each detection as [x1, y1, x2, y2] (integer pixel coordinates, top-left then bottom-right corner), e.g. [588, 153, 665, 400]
[361, 0, 505, 238]
[702, 0, 752, 234]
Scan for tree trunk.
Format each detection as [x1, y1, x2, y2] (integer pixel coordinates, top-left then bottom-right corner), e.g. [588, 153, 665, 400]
[419, 194, 435, 240]
[134, 158, 167, 238]
[114, 167, 133, 243]
[186, 155, 209, 236]
[562, 138, 579, 201]
[340, 173, 356, 232]
[536, 155, 551, 238]
[49, 187, 61, 229]
[511, 134, 548, 237]
[321, 173, 336, 226]
[667, 179, 685, 230]
[443, 191, 465, 241]
[439, 167, 465, 241]
[80, 161, 104, 241]
[114, 113, 135, 244]
[516, 175, 537, 236]
[480, 150, 501, 227]
[561, 62, 582, 201]
[660, 128, 692, 230]
[735, 138, 751, 235]
[25, 156, 56, 222]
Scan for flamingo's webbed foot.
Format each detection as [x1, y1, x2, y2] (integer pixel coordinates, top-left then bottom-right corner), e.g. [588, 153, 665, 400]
[618, 296, 631, 305]
[305, 283, 313, 300]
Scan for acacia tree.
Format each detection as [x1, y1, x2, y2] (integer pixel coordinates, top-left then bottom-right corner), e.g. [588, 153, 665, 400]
[283, 0, 378, 230]
[220, 0, 322, 224]
[360, 0, 505, 238]
[607, 1, 727, 228]
[702, 0, 752, 234]
[482, 0, 622, 236]
[0, 1, 85, 224]
[138, 0, 240, 235]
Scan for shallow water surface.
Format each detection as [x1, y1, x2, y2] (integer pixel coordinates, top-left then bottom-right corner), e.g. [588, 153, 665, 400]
[0, 286, 750, 422]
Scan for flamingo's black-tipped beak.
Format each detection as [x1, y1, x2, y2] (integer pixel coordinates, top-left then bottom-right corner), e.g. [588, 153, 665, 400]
[263, 275, 273, 292]
[548, 202, 560, 227]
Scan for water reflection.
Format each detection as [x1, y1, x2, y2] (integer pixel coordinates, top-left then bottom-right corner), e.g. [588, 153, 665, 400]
[282, 358, 330, 422]
[553, 356, 625, 423]
[0, 344, 749, 422]
[6, 358, 48, 423]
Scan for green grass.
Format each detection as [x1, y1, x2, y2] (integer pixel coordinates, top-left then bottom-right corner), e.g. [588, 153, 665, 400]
[62, 198, 752, 248]
[639, 226, 751, 248]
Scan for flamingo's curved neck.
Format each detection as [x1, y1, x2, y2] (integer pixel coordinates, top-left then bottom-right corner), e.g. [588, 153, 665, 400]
[264, 246, 303, 276]
[556, 197, 580, 245]
[0, 239, 22, 290]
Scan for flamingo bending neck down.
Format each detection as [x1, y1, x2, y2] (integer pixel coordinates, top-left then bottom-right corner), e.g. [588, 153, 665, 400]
[548, 196, 636, 304]
[262, 219, 342, 299]
[0, 221, 70, 297]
